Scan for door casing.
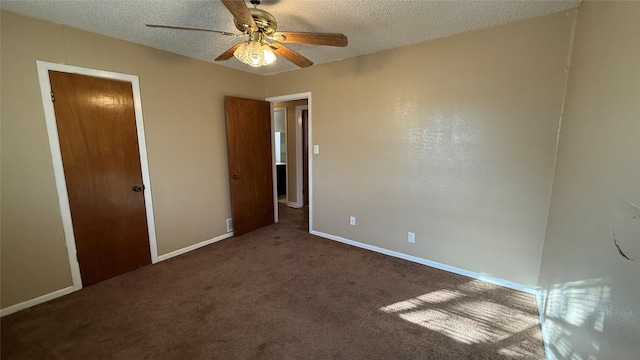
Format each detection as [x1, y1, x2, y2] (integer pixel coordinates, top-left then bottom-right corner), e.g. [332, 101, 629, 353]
[36, 61, 158, 291]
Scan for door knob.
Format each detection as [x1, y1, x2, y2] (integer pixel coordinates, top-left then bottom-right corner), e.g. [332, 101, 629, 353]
[132, 185, 143, 192]
[232, 174, 239, 179]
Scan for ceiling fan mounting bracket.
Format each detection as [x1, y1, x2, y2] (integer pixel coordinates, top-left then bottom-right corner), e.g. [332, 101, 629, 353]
[234, 7, 277, 35]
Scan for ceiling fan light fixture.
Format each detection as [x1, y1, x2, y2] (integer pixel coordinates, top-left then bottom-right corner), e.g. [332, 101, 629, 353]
[233, 40, 276, 67]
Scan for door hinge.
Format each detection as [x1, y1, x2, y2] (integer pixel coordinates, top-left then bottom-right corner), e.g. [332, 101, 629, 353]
[50, 91, 55, 102]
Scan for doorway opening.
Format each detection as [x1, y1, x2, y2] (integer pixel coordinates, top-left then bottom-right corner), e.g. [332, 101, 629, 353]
[266, 92, 312, 233]
[273, 107, 288, 204]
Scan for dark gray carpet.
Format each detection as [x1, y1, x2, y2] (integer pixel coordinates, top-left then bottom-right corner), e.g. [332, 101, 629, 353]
[1, 204, 544, 359]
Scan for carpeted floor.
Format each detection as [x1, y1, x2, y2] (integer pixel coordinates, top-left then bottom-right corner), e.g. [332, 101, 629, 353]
[1, 204, 545, 359]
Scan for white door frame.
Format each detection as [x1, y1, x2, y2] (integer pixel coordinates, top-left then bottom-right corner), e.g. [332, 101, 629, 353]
[36, 60, 159, 291]
[294, 105, 308, 209]
[265, 92, 312, 232]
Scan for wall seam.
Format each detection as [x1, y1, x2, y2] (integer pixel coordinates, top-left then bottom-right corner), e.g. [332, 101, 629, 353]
[536, 7, 581, 360]
[536, 7, 580, 285]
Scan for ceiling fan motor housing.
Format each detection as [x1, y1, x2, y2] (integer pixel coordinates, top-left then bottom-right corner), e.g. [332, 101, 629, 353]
[235, 8, 277, 35]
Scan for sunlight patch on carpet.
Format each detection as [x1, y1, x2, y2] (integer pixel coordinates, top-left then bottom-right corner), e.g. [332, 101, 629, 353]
[380, 280, 541, 357]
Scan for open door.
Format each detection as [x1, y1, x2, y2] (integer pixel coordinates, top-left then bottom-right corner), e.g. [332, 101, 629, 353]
[224, 96, 274, 236]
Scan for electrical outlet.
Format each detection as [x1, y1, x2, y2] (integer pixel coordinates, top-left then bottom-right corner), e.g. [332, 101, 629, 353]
[226, 218, 233, 232]
[408, 232, 415, 243]
[350, 216, 356, 226]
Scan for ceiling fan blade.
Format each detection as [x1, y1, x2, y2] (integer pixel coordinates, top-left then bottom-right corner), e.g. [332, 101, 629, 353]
[270, 43, 313, 68]
[221, 0, 258, 33]
[270, 32, 348, 47]
[215, 43, 244, 61]
[146, 24, 237, 36]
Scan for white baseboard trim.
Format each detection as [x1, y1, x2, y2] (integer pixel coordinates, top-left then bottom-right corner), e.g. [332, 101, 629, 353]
[536, 289, 553, 360]
[536, 289, 546, 324]
[287, 201, 301, 208]
[0, 286, 74, 317]
[310, 230, 538, 294]
[1, 233, 235, 317]
[157, 232, 234, 262]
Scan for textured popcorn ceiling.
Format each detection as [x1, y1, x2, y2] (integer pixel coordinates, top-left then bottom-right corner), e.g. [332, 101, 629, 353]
[1, 0, 580, 75]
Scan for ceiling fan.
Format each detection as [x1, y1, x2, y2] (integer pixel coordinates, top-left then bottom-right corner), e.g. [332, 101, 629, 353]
[146, 0, 348, 68]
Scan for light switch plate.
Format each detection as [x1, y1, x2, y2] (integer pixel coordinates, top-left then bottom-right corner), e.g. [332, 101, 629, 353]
[313, 145, 320, 154]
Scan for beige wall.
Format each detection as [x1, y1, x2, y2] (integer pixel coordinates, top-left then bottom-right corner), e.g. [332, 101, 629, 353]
[274, 99, 308, 204]
[538, 1, 640, 359]
[0, 11, 265, 308]
[266, 11, 577, 286]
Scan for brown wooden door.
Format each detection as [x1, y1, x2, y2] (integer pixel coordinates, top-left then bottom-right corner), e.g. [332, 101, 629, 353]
[49, 71, 151, 286]
[224, 96, 274, 236]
